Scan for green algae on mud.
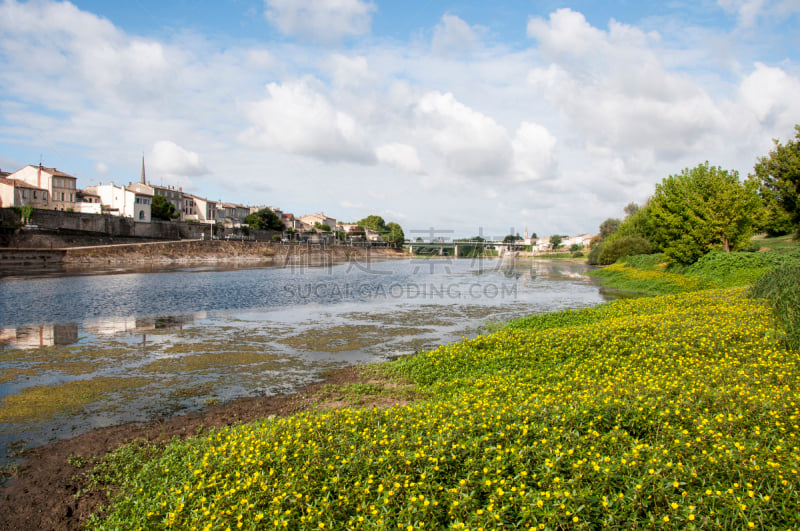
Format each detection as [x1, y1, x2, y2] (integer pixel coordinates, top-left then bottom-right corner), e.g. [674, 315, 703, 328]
[140, 351, 281, 373]
[0, 377, 147, 423]
[278, 324, 435, 353]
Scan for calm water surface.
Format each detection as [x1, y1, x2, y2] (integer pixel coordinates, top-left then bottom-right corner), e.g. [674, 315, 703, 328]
[0, 257, 613, 465]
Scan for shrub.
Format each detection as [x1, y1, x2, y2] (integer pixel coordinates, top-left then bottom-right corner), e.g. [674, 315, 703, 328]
[587, 244, 601, 265]
[596, 235, 654, 265]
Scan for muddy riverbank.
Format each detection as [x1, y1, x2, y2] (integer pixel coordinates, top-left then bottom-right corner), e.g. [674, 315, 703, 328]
[0, 240, 405, 270]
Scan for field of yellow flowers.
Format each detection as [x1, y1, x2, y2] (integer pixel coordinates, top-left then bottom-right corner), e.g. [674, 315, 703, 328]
[88, 261, 800, 529]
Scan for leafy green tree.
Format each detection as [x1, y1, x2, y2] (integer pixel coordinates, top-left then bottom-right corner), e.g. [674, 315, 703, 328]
[356, 215, 388, 233]
[245, 208, 283, 231]
[503, 234, 522, 243]
[623, 202, 640, 217]
[550, 234, 563, 250]
[385, 222, 405, 247]
[314, 222, 331, 232]
[357, 215, 405, 246]
[616, 206, 656, 241]
[751, 125, 800, 235]
[151, 194, 178, 220]
[649, 162, 761, 264]
[599, 218, 621, 240]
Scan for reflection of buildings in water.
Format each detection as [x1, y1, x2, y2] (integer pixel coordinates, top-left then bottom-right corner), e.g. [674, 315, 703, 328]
[83, 316, 139, 336]
[0, 323, 79, 349]
[83, 313, 205, 337]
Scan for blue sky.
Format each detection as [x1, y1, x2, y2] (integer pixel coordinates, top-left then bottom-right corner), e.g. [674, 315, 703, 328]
[1, 0, 799, 238]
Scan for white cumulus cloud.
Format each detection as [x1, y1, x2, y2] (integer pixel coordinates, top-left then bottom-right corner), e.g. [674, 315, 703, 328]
[415, 91, 511, 178]
[150, 141, 209, 180]
[511, 122, 558, 182]
[240, 79, 375, 164]
[431, 14, 482, 57]
[718, 0, 767, 26]
[264, 0, 376, 42]
[526, 9, 726, 182]
[738, 62, 800, 128]
[376, 143, 422, 173]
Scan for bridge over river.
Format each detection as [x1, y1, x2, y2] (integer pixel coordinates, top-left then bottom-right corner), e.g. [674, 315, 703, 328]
[407, 241, 530, 257]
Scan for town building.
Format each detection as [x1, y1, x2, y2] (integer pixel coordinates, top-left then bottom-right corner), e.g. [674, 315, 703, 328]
[83, 183, 152, 222]
[128, 182, 185, 220]
[279, 211, 302, 231]
[182, 193, 217, 222]
[216, 202, 250, 226]
[75, 189, 102, 214]
[6, 164, 77, 211]
[563, 234, 594, 248]
[0, 177, 50, 208]
[299, 212, 337, 231]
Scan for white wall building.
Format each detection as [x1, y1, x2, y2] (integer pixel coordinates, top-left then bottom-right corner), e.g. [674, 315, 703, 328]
[84, 184, 152, 222]
[183, 193, 217, 222]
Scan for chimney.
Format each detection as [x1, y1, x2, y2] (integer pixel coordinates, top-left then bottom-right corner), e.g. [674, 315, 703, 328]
[141, 154, 146, 184]
[37, 162, 42, 189]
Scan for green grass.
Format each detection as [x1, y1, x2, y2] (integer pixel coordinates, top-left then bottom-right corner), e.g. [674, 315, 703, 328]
[750, 264, 800, 350]
[751, 233, 800, 252]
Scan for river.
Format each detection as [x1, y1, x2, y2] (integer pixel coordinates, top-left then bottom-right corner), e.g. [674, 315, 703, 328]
[0, 256, 613, 465]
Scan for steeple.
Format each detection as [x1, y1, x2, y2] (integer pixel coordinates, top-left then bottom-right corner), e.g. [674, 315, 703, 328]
[141, 154, 146, 184]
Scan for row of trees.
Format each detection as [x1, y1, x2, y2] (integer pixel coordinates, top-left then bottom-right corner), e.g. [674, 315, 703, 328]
[589, 125, 800, 265]
[243, 210, 406, 247]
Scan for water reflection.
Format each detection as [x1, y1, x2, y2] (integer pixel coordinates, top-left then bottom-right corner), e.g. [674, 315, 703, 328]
[83, 313, 203, 336]
[0, 314, 205, 349]
[0, 323, 79, 349]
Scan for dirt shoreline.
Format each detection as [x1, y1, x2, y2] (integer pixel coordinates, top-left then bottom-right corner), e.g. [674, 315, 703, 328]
[0, 365, 391, 531]
[61, 241, 405, 265]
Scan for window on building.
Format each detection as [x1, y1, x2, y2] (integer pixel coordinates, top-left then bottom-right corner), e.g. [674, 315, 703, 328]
[61, 192, 65, 201]
[21, 189, 26, 199]
[139, 211, 145, 220]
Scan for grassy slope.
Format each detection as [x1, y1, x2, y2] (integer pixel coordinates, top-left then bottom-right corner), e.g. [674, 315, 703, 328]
[86, 255, 800, 530]
[590, 249, 800, 295]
